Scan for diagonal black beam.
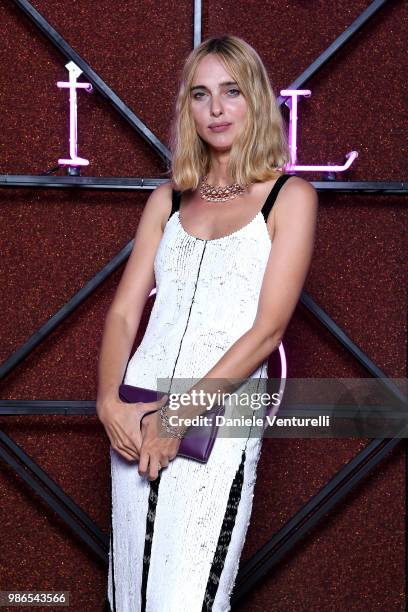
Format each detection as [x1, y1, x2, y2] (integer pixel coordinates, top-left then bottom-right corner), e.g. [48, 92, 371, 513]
[0, 240, 134, 380]
[300, 291, 407, 403]
[277, 0, 390, 105]
[231, 434, 405, 606]
[13, 0, 170, 163]
[0, 176, 406, 193]
[0, 431, 108, 562]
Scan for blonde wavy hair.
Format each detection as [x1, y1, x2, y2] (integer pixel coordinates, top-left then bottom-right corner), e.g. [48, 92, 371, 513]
[168, 35, 290, 192]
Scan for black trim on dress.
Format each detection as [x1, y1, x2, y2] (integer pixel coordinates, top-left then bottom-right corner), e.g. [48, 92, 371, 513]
[201, 448, 247, 611]
[141, 473, 162, 611]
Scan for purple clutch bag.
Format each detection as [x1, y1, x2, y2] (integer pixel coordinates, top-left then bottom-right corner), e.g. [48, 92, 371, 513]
[118, 384, 225, 463]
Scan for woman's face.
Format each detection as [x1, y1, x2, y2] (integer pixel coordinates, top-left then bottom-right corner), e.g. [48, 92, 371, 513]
[189, 54, 248, 152]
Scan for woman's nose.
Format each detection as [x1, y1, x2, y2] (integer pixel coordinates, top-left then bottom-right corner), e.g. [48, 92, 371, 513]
[210, 95, 224, 116]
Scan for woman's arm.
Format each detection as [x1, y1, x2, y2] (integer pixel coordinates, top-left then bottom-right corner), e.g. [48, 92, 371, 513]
[141, 177, 318, 433]
[180, 177, 318, 415]
[96, 181, 173, 459]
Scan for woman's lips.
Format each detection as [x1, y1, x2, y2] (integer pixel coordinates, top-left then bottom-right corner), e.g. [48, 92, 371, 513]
[209, 123, 231, 132]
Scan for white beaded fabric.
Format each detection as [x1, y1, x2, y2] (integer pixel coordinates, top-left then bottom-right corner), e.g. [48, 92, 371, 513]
[106, 178, 287, 612]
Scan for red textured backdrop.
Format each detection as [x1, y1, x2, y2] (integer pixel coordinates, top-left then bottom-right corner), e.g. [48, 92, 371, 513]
[0, 1, 406, 611]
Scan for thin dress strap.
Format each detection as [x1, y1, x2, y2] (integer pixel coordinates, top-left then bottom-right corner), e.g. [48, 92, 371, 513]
[261, 173, 293, 222]
[171, 189, 182, 217]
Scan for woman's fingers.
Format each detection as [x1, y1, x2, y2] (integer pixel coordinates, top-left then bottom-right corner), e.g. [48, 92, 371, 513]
[138, 450, 165, 481]
[100, 399, 163, 460]
[117, 442, 140, 461]
[112, 407, 147, 456]
[105, 420, 141, 461]
[111, 445, 139, 462]
[109, 434, 140, 461]
[148, 459, 162, 481]
[138, 451, 150, 477]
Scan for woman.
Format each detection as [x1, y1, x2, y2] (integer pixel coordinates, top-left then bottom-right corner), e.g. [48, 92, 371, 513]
[97, 35, 318, 612]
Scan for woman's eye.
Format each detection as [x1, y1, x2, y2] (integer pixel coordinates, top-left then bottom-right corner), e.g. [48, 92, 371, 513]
[192, 89, 240, 100]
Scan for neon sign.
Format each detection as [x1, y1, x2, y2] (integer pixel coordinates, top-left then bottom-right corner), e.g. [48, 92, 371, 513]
[57, 64, 358, 174]
[282, 89, 358, 172]
[57, 61, 92, 168]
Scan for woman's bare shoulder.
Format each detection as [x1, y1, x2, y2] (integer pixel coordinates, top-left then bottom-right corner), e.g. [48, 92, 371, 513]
[144, 180, 175, 232]
[282, 174, 317, 196]
[274, 175, 318, 227]
[152, 180, 175, 200]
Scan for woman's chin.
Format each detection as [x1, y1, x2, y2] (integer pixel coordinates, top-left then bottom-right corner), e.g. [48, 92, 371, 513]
[206, 139, 234, 153]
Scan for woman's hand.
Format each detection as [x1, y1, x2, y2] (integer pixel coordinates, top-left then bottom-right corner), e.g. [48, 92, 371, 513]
[138, 409, 182, 481]
[97, 395, 169, 462]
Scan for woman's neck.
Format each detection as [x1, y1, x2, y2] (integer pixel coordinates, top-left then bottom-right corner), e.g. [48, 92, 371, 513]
[206, 151, 232, 186]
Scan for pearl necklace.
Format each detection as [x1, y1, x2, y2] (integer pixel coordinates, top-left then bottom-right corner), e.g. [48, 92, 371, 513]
[199, 175, 247, 202]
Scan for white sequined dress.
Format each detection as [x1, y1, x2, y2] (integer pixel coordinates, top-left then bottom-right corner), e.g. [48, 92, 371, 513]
[106, 174, 291, 612]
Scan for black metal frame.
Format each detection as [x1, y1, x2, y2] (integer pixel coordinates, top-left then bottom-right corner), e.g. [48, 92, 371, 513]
[1, 0, 406, 607]
[0, 176, 406, 193]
